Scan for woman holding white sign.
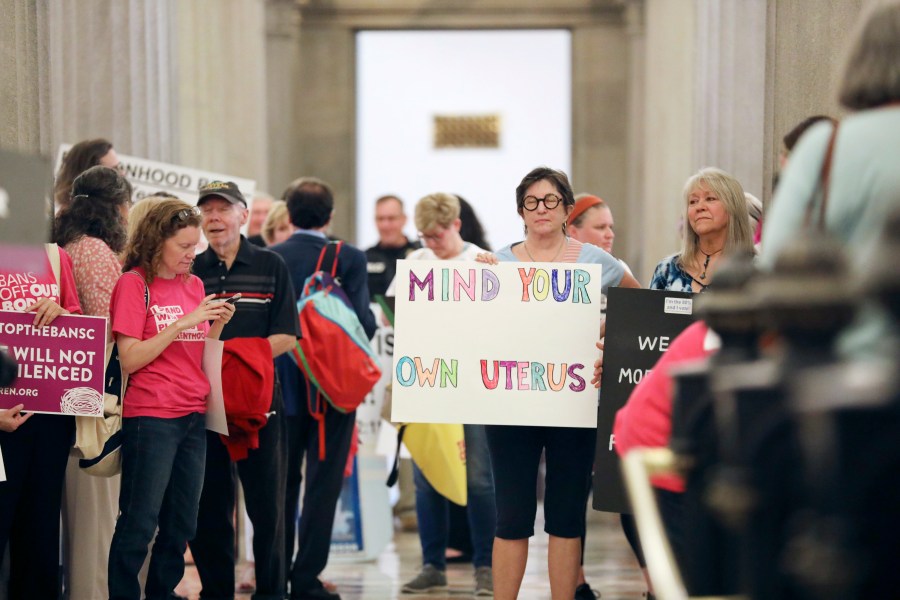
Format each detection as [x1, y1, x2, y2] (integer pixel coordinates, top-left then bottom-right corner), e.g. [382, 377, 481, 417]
[54, 164, 133, 600]
[107, 199, 235, 600]
[479, 166, 640, 600]
[387, 193, 498, 597]
[567, 193, 647, 599]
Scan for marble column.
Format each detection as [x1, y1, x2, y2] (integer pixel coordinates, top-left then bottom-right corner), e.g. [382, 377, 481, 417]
[623, 0, 646, 276]
[763, 0, 866, 202]
[1, 0, 179, 163]
[692, 0, 767, 200]
[176, 0, 269, 190]
[293, 24, 357, 239]
[635, 0, 696, 282]
[265, 0, 303, 197]
[571, 22, 630, 262]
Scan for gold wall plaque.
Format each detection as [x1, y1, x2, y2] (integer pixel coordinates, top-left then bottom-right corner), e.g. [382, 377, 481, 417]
[434, 115, 501, 148]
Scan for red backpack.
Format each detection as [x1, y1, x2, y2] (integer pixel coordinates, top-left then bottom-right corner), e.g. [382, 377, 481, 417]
[290, 242, 381, 457]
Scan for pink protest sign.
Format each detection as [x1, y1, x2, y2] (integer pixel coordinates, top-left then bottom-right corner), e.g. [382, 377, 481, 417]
[0, 310, 106, 416]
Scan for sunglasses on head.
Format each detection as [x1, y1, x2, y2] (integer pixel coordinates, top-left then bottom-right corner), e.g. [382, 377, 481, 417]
[174, 206, 202, 222]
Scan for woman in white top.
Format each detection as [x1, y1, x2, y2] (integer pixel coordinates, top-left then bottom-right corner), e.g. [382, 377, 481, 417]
[392, 193, 497, 597]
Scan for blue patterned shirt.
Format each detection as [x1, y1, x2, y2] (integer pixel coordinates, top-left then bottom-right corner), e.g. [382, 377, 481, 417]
[648, 254, 695, 293]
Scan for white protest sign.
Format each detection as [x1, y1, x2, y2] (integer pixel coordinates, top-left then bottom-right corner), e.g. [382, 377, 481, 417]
[391, 260, 604, 428]
[55, 145, 256, 207]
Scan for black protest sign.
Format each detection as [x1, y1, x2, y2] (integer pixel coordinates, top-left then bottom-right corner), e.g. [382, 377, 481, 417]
[592, 287, 695, 513]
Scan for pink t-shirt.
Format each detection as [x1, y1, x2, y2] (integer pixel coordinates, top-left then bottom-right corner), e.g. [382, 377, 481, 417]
[110, 269, 210, 418]
[613, 321, 713, 493]
[0, 247, 81, 314]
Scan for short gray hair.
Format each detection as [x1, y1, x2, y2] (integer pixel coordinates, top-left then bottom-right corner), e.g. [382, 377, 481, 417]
[838, 2, 900, 110]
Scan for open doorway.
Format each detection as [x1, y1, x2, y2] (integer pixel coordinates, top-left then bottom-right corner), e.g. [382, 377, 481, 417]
[356, 29, 572, 250]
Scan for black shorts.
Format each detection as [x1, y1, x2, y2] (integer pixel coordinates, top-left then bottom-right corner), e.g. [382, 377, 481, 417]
[485, 424, 596, 539]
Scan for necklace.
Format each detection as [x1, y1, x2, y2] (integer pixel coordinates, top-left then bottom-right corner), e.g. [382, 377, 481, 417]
[697, 247, 723, 280]
[524, 236, 567, 262]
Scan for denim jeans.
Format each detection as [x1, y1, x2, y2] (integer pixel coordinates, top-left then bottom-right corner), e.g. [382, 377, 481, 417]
[413, 424, 496, 570]
[108, 413, 207, 600]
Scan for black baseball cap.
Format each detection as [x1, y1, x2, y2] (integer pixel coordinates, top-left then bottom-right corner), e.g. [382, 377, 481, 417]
[197, 181, 247, 207]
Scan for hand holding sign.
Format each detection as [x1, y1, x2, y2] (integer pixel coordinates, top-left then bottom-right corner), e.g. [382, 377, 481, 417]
[475, 252, 499, 265]
[591, 340, 604, 389]
[24, 298, 68, 328]
[0, 404, 32, 432]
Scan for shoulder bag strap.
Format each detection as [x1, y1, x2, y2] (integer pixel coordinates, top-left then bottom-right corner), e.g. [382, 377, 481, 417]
[804, 121, 840, 230]
[45, 243, 61, 286]
[386, 424, 407, 487]
[114, 271, 149, 404]
[123, 270, 149, 310]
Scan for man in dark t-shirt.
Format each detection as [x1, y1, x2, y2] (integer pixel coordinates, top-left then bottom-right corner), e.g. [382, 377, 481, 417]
[365, 195, 420, 299]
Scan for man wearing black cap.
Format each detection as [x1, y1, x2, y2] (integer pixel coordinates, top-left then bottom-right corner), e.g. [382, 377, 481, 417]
[190, 180, 300, 600]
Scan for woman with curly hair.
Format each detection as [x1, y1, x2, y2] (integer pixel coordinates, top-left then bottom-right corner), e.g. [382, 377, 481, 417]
[107, 198, 235, 600]
[53, 165, 133, 599]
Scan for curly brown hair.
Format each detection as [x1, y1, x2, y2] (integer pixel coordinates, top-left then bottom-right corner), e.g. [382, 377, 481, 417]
[53, 166, 132, 253]
[122, 198, 200, 283]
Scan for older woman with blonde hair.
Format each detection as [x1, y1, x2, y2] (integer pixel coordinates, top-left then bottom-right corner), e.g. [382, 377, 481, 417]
[649, 167, 754, 293]
[126, 194, 175, 248]
[262, 200, 294, 246]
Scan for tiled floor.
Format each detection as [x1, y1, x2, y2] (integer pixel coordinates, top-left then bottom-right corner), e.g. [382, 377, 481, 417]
[177, 508, 648, 599]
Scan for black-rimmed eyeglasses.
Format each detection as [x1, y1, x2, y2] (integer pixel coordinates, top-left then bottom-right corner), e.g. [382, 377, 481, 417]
[522, 193, 563, 211]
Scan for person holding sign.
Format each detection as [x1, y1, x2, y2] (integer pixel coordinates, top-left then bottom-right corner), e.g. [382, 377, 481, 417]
[648, 168, 754, 293]
[0, 242, 82, 600]
[478, 167, 640, 600]
[54, 164, 133, 600]
[567, 193, 644, 599]
[387, 193, 497, 597]
[107, 199, 235, 600]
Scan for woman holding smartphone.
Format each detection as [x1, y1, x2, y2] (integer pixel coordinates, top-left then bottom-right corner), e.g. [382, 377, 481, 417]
[107, 199, 235, 600]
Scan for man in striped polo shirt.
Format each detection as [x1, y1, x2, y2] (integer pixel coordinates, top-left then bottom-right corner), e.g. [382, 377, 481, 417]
[191, 181, 300, 600]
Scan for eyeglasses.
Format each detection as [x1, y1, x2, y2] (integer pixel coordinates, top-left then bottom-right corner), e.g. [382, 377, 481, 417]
[174, 206, 202, 222]
[418, 228, 448, 243]
[522, 194, 563, 211]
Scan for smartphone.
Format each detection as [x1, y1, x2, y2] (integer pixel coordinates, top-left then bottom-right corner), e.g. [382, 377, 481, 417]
[224, 293, 242, 304]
